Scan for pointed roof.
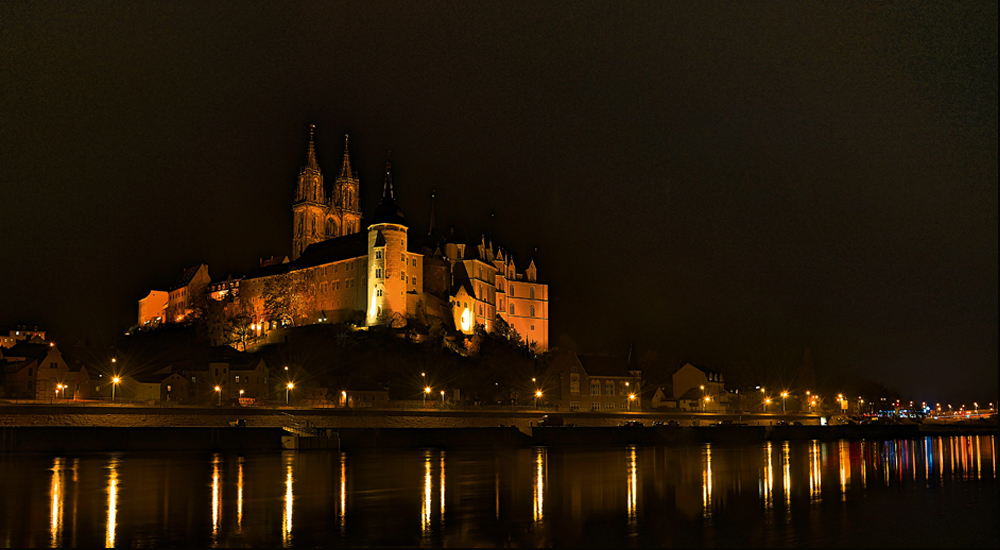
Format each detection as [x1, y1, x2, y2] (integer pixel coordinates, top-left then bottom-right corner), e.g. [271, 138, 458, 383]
[372, 153, 407, 225]
[337, 134, 354, 180]
[428, 190, 437, 236]
[304, 124, 320, 172]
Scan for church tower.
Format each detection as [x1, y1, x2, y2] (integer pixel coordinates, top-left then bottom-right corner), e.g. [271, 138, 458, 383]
[292, 124, 327, 260]
[366, 156, 409, 326]
[329, 134, 362, 237]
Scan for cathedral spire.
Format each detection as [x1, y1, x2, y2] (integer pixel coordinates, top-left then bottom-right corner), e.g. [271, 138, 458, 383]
[305, 124, 319, 172]
[338, 134, 354, 180]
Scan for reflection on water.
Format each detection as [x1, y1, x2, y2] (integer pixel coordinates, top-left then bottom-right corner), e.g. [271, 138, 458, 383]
[702, 444, 713, 516]
[2, 435, 995, 547]
[533, 448, 545, 523]
[105, 455, 119, 549]
[282, 452, 293, 548]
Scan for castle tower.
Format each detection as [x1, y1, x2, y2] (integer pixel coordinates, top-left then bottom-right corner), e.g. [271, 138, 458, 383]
[366, 156, 408, 326]
[330, 134, 363, 237]
[292, 124, 327, 260]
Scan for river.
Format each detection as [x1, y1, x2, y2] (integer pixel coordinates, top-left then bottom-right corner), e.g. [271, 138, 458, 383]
[1, 435, 995, 547]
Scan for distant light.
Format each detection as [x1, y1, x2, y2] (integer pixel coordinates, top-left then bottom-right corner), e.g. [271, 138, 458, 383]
[287, 383, 294, 389]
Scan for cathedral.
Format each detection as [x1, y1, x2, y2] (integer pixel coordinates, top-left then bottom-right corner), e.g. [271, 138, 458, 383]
[141, 125, 549, 351]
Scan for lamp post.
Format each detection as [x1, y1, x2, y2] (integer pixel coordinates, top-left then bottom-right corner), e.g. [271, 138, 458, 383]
[703, 395, 710, 412]
[781, 392, 788, 414]
[112, 377, 121, 404]
[629, 393, 636, 412]
[535, 390, 542, 409]
[424, 386, 431, 407]
[286, 382, 294, 406]
[440, 390, 445, 406]
[215, 386, 222, 406]
[764, 397, 771, 412]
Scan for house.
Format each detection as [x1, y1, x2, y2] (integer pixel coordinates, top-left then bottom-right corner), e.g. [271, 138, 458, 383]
[1, 342, 72, 400]
[672, 363, 728, 412]
[545, 352, 642, 412]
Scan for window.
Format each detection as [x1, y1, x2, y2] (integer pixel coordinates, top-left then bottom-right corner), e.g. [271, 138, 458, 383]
[570, 401, 580, 411]
[402, 254, 406, 262]
[413, 277, 418, 287]
[510, 304, 515, 315]
[570, 374, 580, 394]
[375, 250, 382, 259]
[509, 284, 514, 296]
[619, 382, 626, 396]
[235, 375, 240, 382]
[590, 380, 601, 396]
[605, 402, 615, 410]
[376, 268, 382, 279]
[376, 289, 383, 297]
[591, 401, 600, 411]
[619, 402, 627, 410]
[605, 381, 615, 395]
[530, 287, 535, 300]
[530, 305, 535, 317]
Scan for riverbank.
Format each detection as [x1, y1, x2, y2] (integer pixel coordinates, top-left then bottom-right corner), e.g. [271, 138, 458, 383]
[2, 421, 995, 453]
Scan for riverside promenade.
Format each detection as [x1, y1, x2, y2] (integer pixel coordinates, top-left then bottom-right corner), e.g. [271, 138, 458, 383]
[1, 404, 995, 452]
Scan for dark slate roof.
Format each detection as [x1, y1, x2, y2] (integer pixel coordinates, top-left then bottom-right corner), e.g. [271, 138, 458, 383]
[3, 342, 51, 360]
[683, 363, 723, 379]
[450, 262, 475, 297]
[372, 196, 406, 225]
[578, 354, 633, 377]
[169, 265, 203, 291]
[294, 232, 367, 269]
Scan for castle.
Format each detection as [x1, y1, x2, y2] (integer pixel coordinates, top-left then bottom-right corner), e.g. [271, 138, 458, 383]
[139, 125, 549, 351]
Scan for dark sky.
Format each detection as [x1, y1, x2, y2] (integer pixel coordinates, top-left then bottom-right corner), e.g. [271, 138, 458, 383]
[2, 2, 996, 403]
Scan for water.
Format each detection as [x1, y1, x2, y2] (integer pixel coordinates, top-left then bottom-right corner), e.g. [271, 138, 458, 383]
[1, 436, 995, 547]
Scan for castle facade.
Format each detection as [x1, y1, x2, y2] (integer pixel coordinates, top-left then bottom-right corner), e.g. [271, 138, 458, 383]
[142, 125, 549, 351]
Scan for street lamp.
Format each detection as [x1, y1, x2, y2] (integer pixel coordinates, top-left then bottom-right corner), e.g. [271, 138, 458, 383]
[629, 393, 636, 412]
[781, 392, 788, 414]
[286, 382, 294, 406]
[112, 377, 121, 403]
[424, 386, 431, 406]
[215, 385, 222, 406]
[703, 395, 710, 412]
[440, 390, 445, 405]
[535, 390, 542, 409]
[764, 397, 771, 412]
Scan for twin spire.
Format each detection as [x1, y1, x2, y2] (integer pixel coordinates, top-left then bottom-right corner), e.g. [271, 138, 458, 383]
[304, 124, 354, 180]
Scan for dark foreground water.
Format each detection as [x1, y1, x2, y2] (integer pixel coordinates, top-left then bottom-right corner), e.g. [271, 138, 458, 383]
[0, 436, 995, 548]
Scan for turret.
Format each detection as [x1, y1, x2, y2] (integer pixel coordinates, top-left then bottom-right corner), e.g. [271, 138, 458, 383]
[366, 156, 409, 326]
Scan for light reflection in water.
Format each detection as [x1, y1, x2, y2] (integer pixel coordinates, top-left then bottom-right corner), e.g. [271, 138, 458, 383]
[211, 454, 221, 544]
[781, 442, 791, 506]
[762, 442, 774, 510]
[422, 451, 432, 533]
[105, 455, 119, 549]
[237, 458, 244, 533]
[702, 444, 713, 517]
[50, 457, 64, 547]
[339, 454, 346, 531]
[282, 453, 294, 547]
[809, 441, 822, 502]
[440, 452, 446, 525]
[533, 448, 545, 523]
[838, 441, 850, 498]
[626, 446, 638, 536]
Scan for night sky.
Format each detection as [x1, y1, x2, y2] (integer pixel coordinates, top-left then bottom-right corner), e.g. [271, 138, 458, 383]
[2, 2, 996, 403]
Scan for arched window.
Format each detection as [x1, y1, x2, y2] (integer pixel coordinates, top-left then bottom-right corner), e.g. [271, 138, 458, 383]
[530, 305, 535, 317]
[510, 304, 515, 315]
[509, 284, 514, 297]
